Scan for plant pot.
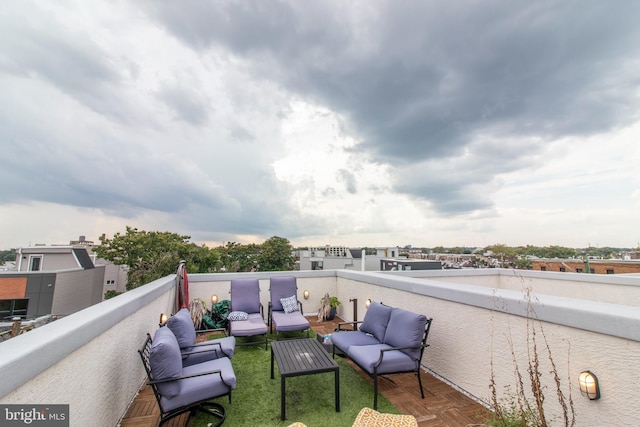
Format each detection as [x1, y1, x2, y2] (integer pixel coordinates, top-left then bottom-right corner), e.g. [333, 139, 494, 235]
[327, 307, 337, 320]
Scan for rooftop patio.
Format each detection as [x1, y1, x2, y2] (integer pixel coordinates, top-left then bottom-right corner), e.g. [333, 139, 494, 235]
[120, 315, 489, 426]
[1, 269, 639, 426]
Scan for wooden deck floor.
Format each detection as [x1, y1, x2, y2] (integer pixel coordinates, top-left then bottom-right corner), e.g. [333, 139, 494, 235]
[121, 316, 489, 427]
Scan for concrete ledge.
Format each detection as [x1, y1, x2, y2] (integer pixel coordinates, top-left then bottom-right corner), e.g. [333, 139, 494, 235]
[337, 269, 640, 342]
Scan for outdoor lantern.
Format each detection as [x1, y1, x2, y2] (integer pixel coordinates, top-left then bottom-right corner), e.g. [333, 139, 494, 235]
[211, 294, 218, 305]
[579, 371, 600, 400]
[303, 290, 310, 299]
[159, 313, 168, 326]
[365, 299, 372, 308]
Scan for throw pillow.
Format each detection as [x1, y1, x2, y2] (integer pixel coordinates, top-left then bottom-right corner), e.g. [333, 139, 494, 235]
[228, 311, 249, 321]
[280, 295, 299, 314]
[359, 301, 393, 342]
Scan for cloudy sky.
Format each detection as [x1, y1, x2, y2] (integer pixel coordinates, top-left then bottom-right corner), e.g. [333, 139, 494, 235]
[1, 1, 639, 250]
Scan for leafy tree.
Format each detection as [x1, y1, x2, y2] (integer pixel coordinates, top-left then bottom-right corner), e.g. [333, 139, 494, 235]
[187, 244, 222, 273]
[258, 236, 295, 271]
[215, 241, 261, 272]
[94, 227, 194, 290]
[513, 258, 532, 270]
[0, 249, 16, 262]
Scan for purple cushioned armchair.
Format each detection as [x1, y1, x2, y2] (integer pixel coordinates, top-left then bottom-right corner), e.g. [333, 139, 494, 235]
[229, 278, 269, 350]
[268, 276, 310, 340]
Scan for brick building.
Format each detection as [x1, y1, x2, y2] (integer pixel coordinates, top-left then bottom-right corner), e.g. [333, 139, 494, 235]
[532, 258, 640, 274]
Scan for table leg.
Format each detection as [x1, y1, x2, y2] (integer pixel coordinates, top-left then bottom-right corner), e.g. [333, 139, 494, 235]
[335, 368, 340, 412]
[281, 376, 286, 421]
[270, 346, 274, 379]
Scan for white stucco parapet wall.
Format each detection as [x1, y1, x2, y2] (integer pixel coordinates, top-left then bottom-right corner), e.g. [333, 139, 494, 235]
[0, 275, 176, 400]
[336, 269, 640, 343]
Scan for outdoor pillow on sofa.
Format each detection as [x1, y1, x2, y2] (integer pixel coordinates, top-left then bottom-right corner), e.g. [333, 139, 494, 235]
[358, 301, 393, 341]
[383, 308, 427, 360]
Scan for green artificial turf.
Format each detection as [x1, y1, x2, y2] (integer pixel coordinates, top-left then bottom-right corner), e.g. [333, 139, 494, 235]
[191, 331, 400, 427]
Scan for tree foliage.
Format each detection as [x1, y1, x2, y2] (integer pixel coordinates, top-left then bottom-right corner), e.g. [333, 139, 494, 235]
[94, 228, 296, 290]
[0, 249, 16, 262]
[94, 227, 196, 290]
[258, 236, 295, 271]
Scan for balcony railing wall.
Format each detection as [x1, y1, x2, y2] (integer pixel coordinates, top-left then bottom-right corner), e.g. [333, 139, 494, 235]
[0, 275, 176, 427]
[1, 269, 639, 426]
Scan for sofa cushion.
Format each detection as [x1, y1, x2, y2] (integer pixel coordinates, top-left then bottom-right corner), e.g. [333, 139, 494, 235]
[181, 336, 236, 366]
[230, 278, 261, 314]
[331, 330, 381, 353]
[150, 327, 182, 398]
[166, 308, 196, 348]
[271, 310, 310, 332]
[349, 343, 418, 374]
[359, 302, 393, 342]
[161, 355, 236, 412]
[229, 312, 268, 337]
[280, 295, 299, 314]
[383, 308, 427, 360]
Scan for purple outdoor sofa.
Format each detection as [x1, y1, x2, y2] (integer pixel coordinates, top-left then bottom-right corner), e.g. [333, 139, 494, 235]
[330, 301, 432, 410]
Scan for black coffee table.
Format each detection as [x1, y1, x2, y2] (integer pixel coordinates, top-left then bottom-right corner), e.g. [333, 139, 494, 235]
[270, 338, 340, 420]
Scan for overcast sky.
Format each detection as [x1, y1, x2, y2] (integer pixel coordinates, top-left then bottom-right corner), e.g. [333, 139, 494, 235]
[1, 1, 639, 250]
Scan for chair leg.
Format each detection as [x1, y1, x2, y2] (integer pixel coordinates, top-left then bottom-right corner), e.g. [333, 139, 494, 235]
[196, 402, 226, 427]
[417, 368, 425, 399]
[373, 372, 378, 410]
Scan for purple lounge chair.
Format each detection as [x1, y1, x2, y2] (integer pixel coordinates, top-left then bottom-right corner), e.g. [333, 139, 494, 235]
[268, 276, 311, 340]
[229, 278, 269, 349]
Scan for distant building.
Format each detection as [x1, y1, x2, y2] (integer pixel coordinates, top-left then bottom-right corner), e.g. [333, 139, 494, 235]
[532, 258, 640, 274]
[380, 258, 442, 271]
[1, 245, 105, 319]
[298, 246, 402, 271]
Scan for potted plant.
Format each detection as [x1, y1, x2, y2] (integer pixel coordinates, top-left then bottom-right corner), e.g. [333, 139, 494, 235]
[318, 293, 341, 321]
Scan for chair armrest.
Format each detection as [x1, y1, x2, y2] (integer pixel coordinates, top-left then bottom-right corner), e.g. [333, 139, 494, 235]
[336, 320, 363, 331]
[297, 300, 304, 315]
[374, 343, 430, 367]
[150, 368, 234, 388]
[181, 341, 231, 358]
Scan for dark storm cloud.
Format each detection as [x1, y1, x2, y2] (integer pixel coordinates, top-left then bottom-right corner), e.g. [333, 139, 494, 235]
[0, 11, 136, 124]
[145, 0, 640, 214]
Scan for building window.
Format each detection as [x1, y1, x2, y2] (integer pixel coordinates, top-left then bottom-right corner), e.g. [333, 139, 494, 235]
[606, 269, 614, 274]
[576, 268, 583, 273]
[559, 267, 566, 272]
[29, 255, 42, 271]
[0, 299, 29, 319]
[540, 266, 546, 271]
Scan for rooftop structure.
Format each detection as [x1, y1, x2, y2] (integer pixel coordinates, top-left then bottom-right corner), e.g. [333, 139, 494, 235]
[1, 268, 638, 426]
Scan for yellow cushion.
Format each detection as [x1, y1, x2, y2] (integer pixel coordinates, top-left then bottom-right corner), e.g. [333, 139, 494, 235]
[352, 407, 418, 427]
